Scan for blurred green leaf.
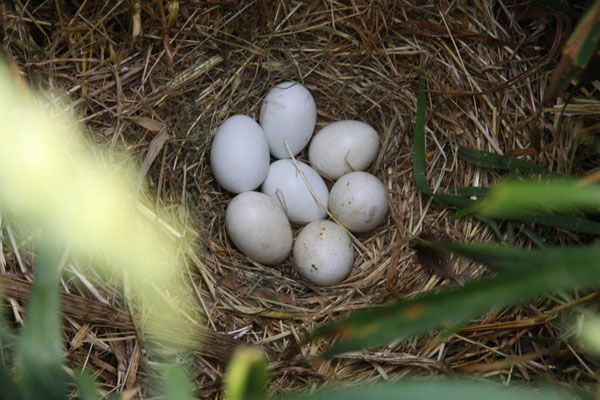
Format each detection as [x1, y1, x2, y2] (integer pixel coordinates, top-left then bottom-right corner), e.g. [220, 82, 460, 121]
[16, 239, 67, 400]
[432, 194, 504, 239]
[579, 313, 600, 355]
[162, 364, 193, 400]
[435, 189, 600, 235]
[544, 0, 600, 104]
[413, 72, 431, 195]
[73, 370, 101, 400]
[305, 242, 600, 356]
[574, 49, 600, 90]
[0, 320, 18, 400]
[536, 0, 581, 21]
[473, 180, 600, 216]
[570, 0, 600, 69]
[521, 226, 549, 247]
[455, 186, 490, 197]
[224, 347, 270, 400]
[282, 379, 573, 400]
[491, 210, 600, 234]
[457, 147, 560, 177]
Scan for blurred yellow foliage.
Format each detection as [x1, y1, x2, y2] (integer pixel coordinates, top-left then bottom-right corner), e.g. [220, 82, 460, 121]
[0, 63, 193, 350]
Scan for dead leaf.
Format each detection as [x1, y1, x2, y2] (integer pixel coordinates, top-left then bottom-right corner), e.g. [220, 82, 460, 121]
[137, 127, 168, 194]
[412, 233, 457, 281]
[527, 124, 544, 154]
[127, 116, 165, 132]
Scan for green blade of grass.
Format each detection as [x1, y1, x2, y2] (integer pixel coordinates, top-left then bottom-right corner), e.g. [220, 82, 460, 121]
[432, 193, 474, 209]
[16, 239, 67, 400]
[305, 243, 600, 356]
[0, 326, 18, 400]
[73, 371, 101, 400]
[283, 380, 573, 400]
[457, 146, 561, 177]
[477, 180, 600, 216]
[437, 187, 600, 234]
[224, 348, 270, 400]
[415, 240, 541, 270]
[0, 282, 17, 400]
[162, 364, 193, 400]
[495, 210, 600, 234]
[573, 50, 600, 91]
[413, 72, 431, 195]
[571, 0, 600, 71]
[455, 186, 490, 197]
[432, 194, 503, 239]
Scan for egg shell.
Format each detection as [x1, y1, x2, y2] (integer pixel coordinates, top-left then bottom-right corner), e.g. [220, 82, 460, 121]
[225, 191, 293, 265]
[210, 115, 270, 193]
[329, 172, 388, 233]
[308, 120, 380, 180]
[293, 220, 354, 286]
[259, 81, 316, 159]
[261, 159, 329, 225]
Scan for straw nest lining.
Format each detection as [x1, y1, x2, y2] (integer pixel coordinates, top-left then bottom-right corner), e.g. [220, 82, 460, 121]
[1, 0, 598, 397]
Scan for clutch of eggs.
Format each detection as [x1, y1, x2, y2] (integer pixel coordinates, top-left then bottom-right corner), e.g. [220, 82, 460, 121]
[210, 81, 390, 288]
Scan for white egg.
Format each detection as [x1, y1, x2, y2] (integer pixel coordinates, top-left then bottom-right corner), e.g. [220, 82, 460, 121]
[210, 115, 270, 193]
[225, 191, 293, 265]
[329, 172, 388, 233]
[308, 120, 380, 180]
[261, 159, 328, 225]
[259, 81, 317, 159]
[293, 220, 354, 286]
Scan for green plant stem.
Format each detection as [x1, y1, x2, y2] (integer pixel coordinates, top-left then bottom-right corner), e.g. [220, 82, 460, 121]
[16, 238, 68, 400]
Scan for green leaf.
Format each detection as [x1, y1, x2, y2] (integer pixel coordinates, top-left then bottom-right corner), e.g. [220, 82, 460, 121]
[16, 239, 67, 400]
[73, 370, 101, 400]
[476, 180, 600, 216]
[447, 179, 600, 234]
[574, 50, 600, 90]
[493, 210, 600, 234]
[431, 194, 503, 239]
[544, 0, 600, 104]
[305, 242, 600, 356]
[0, 282, 18, 400]
[455, 186, 490, 197]
[162, 364, 193, 400]
[571, 0, 600, 70]
[457, 147, 560, 177]
[437, 184, 600, 235]
[224, 347, 270, 400]
[282, 380, 573, 400]
[413, 72, 431, 195]
[0, 326, 18, 400]
[432, 193, 474, 209]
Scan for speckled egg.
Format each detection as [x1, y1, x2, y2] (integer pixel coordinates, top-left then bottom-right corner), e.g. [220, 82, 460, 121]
[293, 220, 354, 286]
